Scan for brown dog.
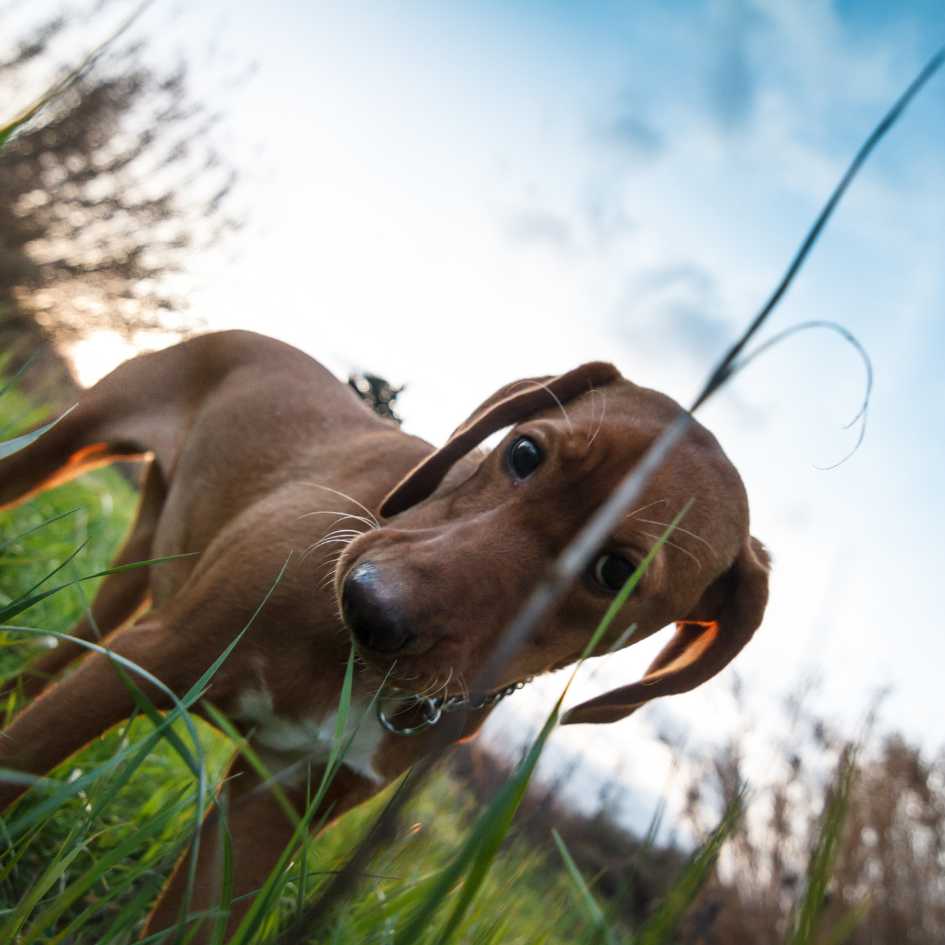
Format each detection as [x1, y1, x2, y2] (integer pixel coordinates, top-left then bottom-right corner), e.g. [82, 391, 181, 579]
[0, 330, 768, 940]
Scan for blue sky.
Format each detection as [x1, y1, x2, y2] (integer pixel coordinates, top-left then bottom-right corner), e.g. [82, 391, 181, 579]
[11, 0, 944, 830]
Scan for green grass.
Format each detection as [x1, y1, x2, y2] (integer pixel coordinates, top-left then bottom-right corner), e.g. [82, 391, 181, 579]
[0, 384, 138, 682]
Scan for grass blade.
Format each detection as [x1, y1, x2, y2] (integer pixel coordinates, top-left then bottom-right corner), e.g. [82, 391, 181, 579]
[0, 406, 75, 461]
[553, 829, 620, 945]
[210, 800, 235, 945]
[634, 793, 743, 945]
[392, 707, 559, 945]
[0, 507, 80, 554]
[18, 791, 193, 943]
[0, 1, 154, 148]
[0, 552, 198, 623]
[786, 747, 857, 945]
[0, 841, 84, 942]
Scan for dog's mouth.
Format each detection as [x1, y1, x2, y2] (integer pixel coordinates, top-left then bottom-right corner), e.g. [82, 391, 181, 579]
[346, 627, 443, 680]
[349, 639, 460, 705]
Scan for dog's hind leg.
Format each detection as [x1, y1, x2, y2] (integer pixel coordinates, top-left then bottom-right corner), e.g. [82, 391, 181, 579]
[144, 753, 378, 945]
[144, 751, 312, 944]
[6, 462, 168, 704]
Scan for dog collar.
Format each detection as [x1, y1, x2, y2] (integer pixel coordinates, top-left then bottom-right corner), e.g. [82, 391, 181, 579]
[376, 676, 534, 737]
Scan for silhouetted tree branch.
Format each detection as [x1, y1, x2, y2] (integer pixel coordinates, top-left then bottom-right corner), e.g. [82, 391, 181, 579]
[0, 1, 242, 400]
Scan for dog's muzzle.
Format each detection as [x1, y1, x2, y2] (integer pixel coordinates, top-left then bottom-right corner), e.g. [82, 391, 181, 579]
[341, 561, 415, 654]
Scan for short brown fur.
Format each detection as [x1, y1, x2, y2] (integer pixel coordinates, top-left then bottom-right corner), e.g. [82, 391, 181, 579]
[0, 331, 769, 941]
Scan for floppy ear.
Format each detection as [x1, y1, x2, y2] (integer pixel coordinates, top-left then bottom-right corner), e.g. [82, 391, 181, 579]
[379, 362, 620, 518]
[561, 537, 770, 725]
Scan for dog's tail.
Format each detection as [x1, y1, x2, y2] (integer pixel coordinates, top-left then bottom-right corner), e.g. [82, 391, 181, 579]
[0, 333, 248, 512]
[1, 359, 163, 512]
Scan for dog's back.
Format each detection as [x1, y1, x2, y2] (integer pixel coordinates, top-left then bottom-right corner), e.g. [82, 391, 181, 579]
[2, 330, 420, 582]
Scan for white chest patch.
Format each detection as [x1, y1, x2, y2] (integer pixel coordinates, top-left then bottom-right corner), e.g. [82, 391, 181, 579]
[235, 689, 386, 787]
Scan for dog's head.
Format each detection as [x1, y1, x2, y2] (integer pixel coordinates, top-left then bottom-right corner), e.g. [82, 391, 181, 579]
[334, 363, 769, 724]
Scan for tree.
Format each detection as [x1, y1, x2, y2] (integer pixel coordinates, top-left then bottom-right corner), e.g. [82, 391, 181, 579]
[0, 2, 241, 403]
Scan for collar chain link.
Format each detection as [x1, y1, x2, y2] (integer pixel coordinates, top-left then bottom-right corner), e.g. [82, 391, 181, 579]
[376, 676, 535, 737]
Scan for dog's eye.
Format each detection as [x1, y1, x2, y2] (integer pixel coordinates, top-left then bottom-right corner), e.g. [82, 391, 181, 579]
[507, 436, 543, 480]
[591, 553, 636, 593]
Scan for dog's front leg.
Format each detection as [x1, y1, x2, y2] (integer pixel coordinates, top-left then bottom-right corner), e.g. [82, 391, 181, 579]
[0, 613, 200, 810]
[145, 751, 379, 944]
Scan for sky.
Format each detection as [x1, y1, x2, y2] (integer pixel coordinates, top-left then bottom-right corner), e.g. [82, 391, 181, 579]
[8, 0, 945, 835]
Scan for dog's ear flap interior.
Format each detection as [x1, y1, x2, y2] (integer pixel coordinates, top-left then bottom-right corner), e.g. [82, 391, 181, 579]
[379, 362, 620, 518]
[561, 537, 770, 726]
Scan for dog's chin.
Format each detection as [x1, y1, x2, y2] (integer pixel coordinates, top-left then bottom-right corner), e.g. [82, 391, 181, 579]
[349, 639, 432, 684]
[340, 627, 453, 694]
[348, 638, 396, 672]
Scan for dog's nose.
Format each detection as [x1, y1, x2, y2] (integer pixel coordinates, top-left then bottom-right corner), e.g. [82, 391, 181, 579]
[341, 561, 414, 653]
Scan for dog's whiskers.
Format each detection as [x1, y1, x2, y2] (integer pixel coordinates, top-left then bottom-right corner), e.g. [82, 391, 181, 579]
[586, 388, 608, 448]
[301, 516, 369, 563]
[506, 378, 574, 434]
[627, 500, 713, 565]
[634, 518, 719, 561]
[303, 540, 354, 566]
[310, 530, 364, 549]
[318, 567, 343, 591]
[298, 509, 378, 530]
[430, 668, 453, 702]
[317, 526, 368, 542]
[624, 498, 670, 519]
[306, 537, 363, 578]
[317, 547, 350, 586]
[454, 672, 470, 703]
[412, 678, 434, 704]
[415, 675, 440, 701]
[633, 529, 703, 570]
[302, 483, 380, 528]
[306, 531, 364, 557]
